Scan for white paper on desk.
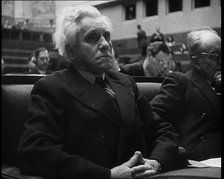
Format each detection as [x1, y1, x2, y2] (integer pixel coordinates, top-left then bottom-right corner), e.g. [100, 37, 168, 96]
[188, 158, 221, 168]
[188, 160, 209, 168]
[200, 158, 221, 168]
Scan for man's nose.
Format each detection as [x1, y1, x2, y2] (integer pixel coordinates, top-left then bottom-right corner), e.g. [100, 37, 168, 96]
[98, 36, 110, 52]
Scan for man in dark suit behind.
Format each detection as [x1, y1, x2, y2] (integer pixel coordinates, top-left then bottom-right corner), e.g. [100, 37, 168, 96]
[120, 42, 172, 77]
[137, 24, 148, 56]
[18, 5, 182, 179]
[150, 28, 221, 161]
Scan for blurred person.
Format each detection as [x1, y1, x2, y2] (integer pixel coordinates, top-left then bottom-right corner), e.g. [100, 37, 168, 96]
[2, 58, 5, 74]
[180, 43, 188, 54]
[168, 51, 179, 73]
[27, 54, 36, 73]
[166, 35, 175, 48]
[27, 47, 50, 74]
[150, 26, 164, 43]
[137, 24, 148, 56]
[150, 28, 221, 161]
[12, 21, 21, 30]
[120, 42, 172, 77]
[3, 20, 11, 29]
[23, 19, 29, 30]
[18, 5, 182, 179]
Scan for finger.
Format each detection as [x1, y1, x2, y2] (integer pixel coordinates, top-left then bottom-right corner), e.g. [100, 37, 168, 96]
[133, 169, 157, 179]
[135, 151, 145, 164]
[132, 165, 153, 174]
[125, 151, 143, 167]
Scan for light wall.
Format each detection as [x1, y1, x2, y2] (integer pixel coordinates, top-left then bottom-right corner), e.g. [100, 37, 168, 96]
[55, 1, 110, 23]
[98, 0, 221, 40]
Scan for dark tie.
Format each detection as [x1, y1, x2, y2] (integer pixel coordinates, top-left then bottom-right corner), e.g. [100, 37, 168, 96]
[95, 76, 116, 99]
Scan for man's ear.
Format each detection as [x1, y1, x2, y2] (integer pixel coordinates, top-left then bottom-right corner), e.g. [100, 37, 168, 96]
[191, 55, 201, 70]
[191, 56, 198, 65]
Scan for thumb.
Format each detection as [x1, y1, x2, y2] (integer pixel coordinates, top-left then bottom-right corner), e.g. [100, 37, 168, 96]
[125, 151, 145, 168]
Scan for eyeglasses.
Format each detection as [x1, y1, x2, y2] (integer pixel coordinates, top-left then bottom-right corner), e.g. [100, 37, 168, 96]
[38, 57, 50, 62]
[192, 51, 221, 63]
[201, 52, 220, 59]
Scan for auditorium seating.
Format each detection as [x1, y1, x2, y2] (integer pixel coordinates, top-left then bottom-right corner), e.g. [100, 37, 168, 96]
[2, 28, 54, 74]
[1, 74, 162, 178]
[1, 74, 221, 179]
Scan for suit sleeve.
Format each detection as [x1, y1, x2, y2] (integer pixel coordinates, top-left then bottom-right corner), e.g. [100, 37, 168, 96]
[130, 74, 184, 171]
[17, 79, 111, 179]
[150, 72, 187, 126]
[149, 72, 188, 170]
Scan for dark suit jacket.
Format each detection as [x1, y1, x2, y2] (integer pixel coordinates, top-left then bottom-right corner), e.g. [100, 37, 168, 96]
[150, 69, 221, 161]
[120, 61, 145, 76]
[137, 29, 147, 48]
[18, 66, 180, 178]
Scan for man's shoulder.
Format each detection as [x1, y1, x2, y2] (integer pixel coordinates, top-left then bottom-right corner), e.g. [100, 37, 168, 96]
[168, 70, 195, 82]
[162, 71, 190, 89]
[34, 69, 68, 88]
[121, 61, 143, 75]
[107, 70, 135, 83]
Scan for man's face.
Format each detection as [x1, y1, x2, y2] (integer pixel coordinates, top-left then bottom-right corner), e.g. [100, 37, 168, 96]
[71, 17, 113, 75]
[154, 51, 171, 76]
[198, 34, 221, 82]
[36, 50, 50, 71]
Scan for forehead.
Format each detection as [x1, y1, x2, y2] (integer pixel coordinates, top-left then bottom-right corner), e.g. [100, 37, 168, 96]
[79, 16, 111, 33]
[201, 33, 221, 51]
[155, 51, 171, 61]
[38, 50, 49, 57]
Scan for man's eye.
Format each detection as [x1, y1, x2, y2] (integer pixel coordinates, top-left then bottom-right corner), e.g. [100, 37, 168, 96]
[104, 32, 110, 41]
[85, 33, 100, 43]
[210, 52, 220, 58]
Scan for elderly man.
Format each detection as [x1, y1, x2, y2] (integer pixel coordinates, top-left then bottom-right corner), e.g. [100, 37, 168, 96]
[120, 42, 172, 77]
[151, 28, 221, 161]
[18, 5, 181, 178]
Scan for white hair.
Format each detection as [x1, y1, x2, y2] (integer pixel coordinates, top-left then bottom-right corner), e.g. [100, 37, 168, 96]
[52, 5, 112, 59]
[187, 27, 220, 59]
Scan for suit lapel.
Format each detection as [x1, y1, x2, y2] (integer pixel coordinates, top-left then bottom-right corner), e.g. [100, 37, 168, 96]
[63, 68, 120, 127]
[190, 69, 221, 117]
[106, 74, 136, 163]
[63, 68, 136, 163]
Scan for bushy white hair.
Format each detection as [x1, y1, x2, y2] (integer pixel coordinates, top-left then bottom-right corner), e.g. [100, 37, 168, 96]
[187, 27, 219, 58]
[52, 5, 112, 58]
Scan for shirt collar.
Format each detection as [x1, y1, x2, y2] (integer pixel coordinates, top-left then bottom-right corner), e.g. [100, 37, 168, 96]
[77, 69, 105, 84]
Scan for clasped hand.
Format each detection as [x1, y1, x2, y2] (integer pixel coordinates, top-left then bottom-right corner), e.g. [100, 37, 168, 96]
[111, 151, 160, 178]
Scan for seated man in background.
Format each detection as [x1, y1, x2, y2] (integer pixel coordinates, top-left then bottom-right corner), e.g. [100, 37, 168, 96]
[150, 28, 221, 161]
[1, 58, 5, 74]
[27, 47, 50, 74]
[120, 42, 172, 77]
[18, 5, 183, 179]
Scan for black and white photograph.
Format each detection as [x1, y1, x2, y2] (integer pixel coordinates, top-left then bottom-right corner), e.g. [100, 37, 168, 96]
[2, 0, 221, 178]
